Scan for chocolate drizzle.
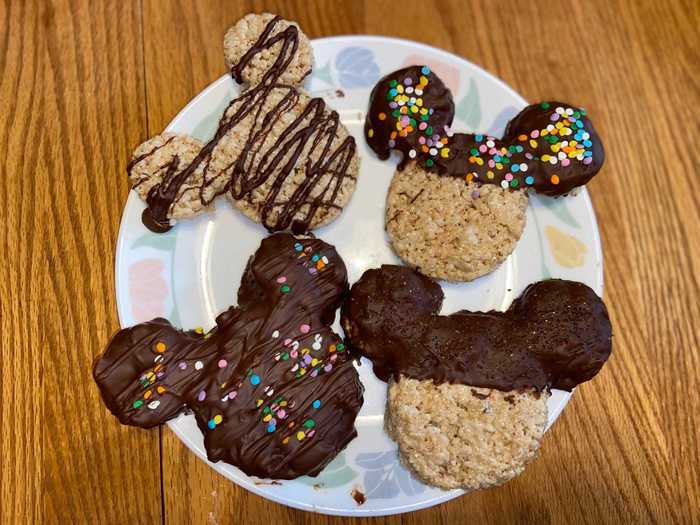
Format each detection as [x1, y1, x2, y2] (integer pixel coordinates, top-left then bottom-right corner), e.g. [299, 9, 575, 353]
[130, 16, 356, 233]
[341, 265, 612, 392]
[94, 234, 364, 479]
[365, 66, 604, 196]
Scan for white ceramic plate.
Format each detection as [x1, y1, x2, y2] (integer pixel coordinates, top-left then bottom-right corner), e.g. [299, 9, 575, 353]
[115, 36, 603, 516]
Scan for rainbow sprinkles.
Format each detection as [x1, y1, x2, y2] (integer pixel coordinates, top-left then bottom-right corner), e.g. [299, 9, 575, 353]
[365, 65, 604, 196]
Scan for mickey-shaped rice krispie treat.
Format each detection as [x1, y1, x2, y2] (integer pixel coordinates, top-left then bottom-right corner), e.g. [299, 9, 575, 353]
[94, 234, 364, 479]
[342, 265, 612, 490]
[129, 14, 359, 234]
[366, 66, 605, 281]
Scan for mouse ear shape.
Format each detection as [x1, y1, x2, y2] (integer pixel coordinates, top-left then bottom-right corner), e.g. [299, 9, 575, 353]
[365, 65, 455, 163]
[243, 235, 348, 325]
[128, 133, 214, 229]
[502, 101, 605, 195]
[224, 13, 313, 87]
[93, 319, 210, 428]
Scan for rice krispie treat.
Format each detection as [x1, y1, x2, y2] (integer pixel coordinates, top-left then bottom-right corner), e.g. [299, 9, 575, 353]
[386, 162, 528, 282]
[127, 13, 359, 233]
[365, 65, 605, 281]
[342, 265, 613, 491]
[386, 376, 548, 491]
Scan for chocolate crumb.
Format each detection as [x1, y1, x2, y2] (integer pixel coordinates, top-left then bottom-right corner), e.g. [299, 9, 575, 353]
[253, 480, 282, 486]
[471, 388, 491, 400]
[351, 488, 366, 505]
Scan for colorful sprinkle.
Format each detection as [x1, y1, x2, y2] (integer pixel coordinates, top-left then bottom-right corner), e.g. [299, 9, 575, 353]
[312, 399, 321, 409]
[147, 400, 160, 410]
[133, 400, 143, 409]
[280, 284, 291, 293]
[195, 361, 203, 370]
[155, 342, 166, 353]
[198, 390, 206, 401]
[218, 359, 227, 369]
[250, 374, 261, 386]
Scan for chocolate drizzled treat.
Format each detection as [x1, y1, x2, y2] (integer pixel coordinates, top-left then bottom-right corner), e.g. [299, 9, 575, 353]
[341, 265, 611, 491]
[366, 66, 605, 283]
[366, 65, 604, 196]
[94, 234, 364, 479]
[128, 14, 359, 234]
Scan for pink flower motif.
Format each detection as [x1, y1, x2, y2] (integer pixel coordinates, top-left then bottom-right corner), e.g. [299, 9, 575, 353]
[128, 258, 168, 322]
[401, 54, 460, 92]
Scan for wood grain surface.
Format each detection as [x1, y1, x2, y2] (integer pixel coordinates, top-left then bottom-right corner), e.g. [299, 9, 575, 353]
[2, 0, 698, 523]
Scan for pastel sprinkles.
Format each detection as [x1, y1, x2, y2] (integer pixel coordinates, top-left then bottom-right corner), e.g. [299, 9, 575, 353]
[93, 234, 363, 479]
[365, 65, 605, 195]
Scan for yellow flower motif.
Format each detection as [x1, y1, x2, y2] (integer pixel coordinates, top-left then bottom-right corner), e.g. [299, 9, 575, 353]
[545, 225, 587, 268]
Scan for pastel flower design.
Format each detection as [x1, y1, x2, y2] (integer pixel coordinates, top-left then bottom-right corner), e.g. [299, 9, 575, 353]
[128, 259, 168, 322]
[298, 452, 357, 488]
[355, 451, 425, 499]
[401, 54, 460, 92]
[487, 105, 520, 137]
[545, 225, 588, 267]
[335, 47, 381, 88]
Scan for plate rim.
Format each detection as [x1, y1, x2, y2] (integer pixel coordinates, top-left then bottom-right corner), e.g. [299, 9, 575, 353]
[113, 34, 604, 517]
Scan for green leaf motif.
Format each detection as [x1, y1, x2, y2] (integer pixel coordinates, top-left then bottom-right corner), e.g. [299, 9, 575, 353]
[168, 306, 181, 327]
[541, 259, 552, 279]
[131, 230, 177, 253]
[541, 197, 581, 229]
[455, 78, 481, 130]
[190, 97, 232, 142]
[310, 61, 333, 86]
[297, 452, 357, 489]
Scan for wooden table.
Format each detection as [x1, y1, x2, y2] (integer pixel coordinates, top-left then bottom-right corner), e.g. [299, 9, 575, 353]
[3, 1, 698, 523]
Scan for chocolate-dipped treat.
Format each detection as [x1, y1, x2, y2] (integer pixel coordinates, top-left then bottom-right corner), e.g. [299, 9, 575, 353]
[94, 234, 364, 479]
[365, 66, 454, 165]
[342, 265, 612, 391]
[365, 65, 605, 283]
[365, 65, 604, 196]
[342, 265, 612, 491]
[128, 14, 359, 234]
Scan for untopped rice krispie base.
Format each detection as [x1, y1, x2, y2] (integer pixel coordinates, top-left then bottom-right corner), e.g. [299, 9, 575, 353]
[386, 376, 548, 491]
[385, 163, 528, 282]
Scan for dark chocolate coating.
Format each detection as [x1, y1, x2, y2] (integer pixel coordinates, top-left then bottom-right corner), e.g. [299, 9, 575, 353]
[94, 234, 364, 479]
[364, 65, 604, 195]
[365, 66, 454, 165]
[341, 265, 612, 391]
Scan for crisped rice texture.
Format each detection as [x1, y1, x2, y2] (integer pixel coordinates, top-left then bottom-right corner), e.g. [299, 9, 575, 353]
[386, 163, 528, 282]
[223, 12, 313, 86]
[386, 376, 548, 491]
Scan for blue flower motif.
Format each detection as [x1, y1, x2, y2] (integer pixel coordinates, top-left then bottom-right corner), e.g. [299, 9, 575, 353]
[355, 451, 425, 499]
[334, 47, 380, 88]
[486, 105, 520, 137]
